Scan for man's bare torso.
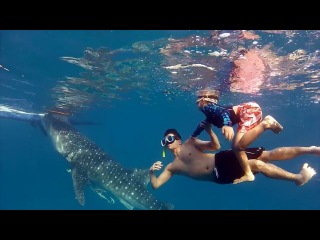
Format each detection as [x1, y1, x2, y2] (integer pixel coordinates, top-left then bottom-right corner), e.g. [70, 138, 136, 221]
[169, 139, 216, 181]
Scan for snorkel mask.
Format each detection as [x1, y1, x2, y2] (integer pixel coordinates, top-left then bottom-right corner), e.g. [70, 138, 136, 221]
[161, 135, 176, 147]
[160, 135, 177, 158]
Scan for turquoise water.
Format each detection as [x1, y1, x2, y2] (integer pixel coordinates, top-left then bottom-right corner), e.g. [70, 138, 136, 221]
[0, 30, 320, 210]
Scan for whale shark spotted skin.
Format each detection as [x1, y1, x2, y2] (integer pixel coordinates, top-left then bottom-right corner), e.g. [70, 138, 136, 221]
[0, 107, 174, 210]
[42, 113, 174, 210]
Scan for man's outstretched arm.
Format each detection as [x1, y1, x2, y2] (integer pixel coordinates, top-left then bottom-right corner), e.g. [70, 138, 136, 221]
[149, 162, 173, 189]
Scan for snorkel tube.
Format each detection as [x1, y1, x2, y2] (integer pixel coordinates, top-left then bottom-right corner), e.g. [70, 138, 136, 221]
[162, 147, 166, 158]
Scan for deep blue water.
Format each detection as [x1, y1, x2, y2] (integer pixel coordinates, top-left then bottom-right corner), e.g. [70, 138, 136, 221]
[0, 30, 320, 210]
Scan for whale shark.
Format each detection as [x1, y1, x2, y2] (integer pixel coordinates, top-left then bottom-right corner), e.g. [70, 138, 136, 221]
[0, 106, 174, 210]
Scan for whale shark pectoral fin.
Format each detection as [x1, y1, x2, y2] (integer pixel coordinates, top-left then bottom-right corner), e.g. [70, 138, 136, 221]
[90, 186, 115, 204]
[119, 199, 134, 210]
[71, 167, 89, 206]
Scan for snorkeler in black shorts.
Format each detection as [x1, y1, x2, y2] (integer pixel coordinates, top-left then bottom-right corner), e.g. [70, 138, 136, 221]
[149, 125, 317, 192]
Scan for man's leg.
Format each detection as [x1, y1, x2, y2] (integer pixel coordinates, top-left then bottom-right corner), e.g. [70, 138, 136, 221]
[258, 146, 320, 162]
[249, 160, 316, 186]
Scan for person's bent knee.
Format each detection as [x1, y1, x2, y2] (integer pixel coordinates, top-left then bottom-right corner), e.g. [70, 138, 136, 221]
[250, 160, 265, 172]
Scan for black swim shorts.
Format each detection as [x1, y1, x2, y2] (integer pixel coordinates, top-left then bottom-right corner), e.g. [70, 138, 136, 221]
[213, 147, 265, 184]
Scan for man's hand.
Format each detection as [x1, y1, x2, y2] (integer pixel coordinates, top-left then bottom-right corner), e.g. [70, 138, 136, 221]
[222, 126, 234, 141]
[201, 121, 213, 133]
[149, 161, 163, 172]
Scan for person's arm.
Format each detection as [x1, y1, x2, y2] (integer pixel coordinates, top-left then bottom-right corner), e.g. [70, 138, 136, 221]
[204, 104, 233, 127]
[191, 103, 233, 138]
[149, 161, 173, 189]
[191, 120, 206, 137]
[204, 104, 234, 141]
[190, 122, 220, 151]
[204, 123, 221, 150]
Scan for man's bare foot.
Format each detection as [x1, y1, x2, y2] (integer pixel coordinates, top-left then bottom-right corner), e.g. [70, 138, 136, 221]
[296, 163, 317, 186]
[233, 173, 255, 184]
[263, 115, 283, 134]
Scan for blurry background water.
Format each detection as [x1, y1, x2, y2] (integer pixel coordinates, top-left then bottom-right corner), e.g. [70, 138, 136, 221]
[0, 30, 319, 210]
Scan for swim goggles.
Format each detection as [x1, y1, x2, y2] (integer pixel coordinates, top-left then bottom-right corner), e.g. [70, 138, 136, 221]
[196, 95, 218, 104]
[161, 135, 176, 147]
